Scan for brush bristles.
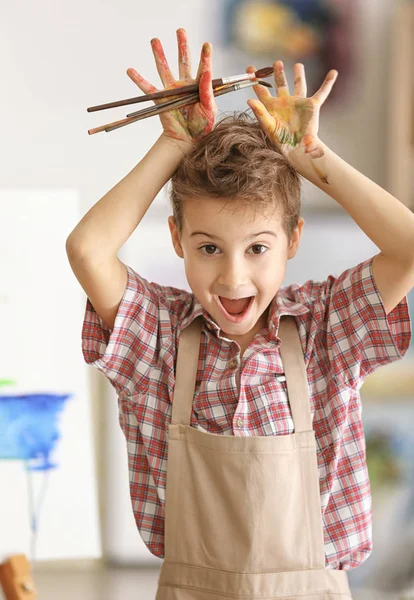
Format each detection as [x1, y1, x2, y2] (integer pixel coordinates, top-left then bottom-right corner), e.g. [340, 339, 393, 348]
[258, 80, 273, 88]
[255, 66, 274, 78]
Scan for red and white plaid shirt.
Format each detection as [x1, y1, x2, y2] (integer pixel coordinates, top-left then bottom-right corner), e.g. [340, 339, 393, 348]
[82, 255, 411, 570]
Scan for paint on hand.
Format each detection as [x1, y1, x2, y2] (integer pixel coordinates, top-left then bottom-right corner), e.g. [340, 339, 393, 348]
[250, 96, 328, 185]
[177, 28, 191, 70]
[262, 97, 314, 149]
[171, 41, 216, 142]
[151, 38, 176, 88]
[248, 62, 336, 185]
[274, 61, 289, 96]
[129, 32, 217, 144]
[303, 134, 329, 183]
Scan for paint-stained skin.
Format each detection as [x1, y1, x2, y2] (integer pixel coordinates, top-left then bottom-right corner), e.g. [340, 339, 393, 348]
[247, 61, 338, 184]
[127, 29, 217, 143]
[177, 30, 191, 74]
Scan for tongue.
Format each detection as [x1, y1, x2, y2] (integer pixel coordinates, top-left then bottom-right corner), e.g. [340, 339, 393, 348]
[220, 296, 251, 315]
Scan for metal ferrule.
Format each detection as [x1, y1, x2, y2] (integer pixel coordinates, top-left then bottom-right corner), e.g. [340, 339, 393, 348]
[221, 73, 251, 85]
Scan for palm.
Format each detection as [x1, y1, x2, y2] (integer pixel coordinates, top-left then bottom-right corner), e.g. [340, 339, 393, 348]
[127, 29, 217, 143]
[155, 79, 215, 141]
[247, 61, 337, 159]
[260, 96, 318, 152]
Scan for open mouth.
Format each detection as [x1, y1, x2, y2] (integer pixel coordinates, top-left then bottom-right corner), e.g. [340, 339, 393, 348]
[214, 295, 255, 323]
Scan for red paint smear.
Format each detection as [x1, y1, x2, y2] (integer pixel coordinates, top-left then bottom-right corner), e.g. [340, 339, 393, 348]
[198, 70, 213, 110]
[151, 39, 170, 70]
[177, 29, 190, 66]
[128, 70, 158, 94]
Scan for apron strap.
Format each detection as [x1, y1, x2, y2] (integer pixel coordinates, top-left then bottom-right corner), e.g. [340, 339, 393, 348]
[171, 317, 202, 426]
[172, 316, 312, 433]
[278, 317, 313, 433]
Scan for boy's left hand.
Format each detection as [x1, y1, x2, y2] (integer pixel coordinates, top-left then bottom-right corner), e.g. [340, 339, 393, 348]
[247, 61, 337, 169]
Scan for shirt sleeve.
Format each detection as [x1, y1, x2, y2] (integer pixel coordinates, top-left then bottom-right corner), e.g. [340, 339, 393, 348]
[292, 256, 411, 389]
[321, 255, 412, 387]
[81, 265, 161, 396]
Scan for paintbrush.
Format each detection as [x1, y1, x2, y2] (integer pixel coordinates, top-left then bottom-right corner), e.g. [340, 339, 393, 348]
[125, 79, 272, 118]
[86, 66, 273, 113]
[88, 79, 272, 135]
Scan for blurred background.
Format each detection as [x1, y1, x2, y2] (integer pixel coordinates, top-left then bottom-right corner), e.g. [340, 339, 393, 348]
[1, 0, 413, 598]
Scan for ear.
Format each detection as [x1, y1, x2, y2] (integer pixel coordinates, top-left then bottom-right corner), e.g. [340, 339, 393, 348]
[168, 216, 184, 259]
[287, 217, 305, 259]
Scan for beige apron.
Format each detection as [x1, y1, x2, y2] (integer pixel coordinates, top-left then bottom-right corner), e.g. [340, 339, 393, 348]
[156, 315, 353, 599]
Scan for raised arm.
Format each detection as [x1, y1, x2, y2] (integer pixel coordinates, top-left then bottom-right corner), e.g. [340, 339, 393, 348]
[247, 60, 414, 315]
[66, 29, 217, 330]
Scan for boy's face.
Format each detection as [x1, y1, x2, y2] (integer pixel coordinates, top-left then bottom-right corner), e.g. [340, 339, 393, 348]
[168, 196, 304, 342]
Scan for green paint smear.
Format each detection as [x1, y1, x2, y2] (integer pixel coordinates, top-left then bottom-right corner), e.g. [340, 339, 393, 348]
[0, 379, 17, 387]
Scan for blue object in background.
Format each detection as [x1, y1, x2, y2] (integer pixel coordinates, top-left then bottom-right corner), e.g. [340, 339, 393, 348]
[0, 393, 72, 471]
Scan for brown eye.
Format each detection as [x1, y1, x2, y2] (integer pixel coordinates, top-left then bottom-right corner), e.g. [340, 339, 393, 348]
[200, 244, 219, 255]
[250, 244, 267, 255]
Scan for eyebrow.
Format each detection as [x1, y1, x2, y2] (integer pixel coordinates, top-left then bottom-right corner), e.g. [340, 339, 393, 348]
[189, 230, 278, 241]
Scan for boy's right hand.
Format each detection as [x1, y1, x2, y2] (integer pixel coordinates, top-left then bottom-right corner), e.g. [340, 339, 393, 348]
[127, 29, 217, 144]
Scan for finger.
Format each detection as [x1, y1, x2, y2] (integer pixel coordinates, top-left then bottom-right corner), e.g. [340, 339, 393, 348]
[199, 69, 216, 116]
[246, 65, 272, 101]
[126, 68, 158, 95]
[293, 63, 307, 97]
[274, 60, 290, 97]
[249, 99, 294, 147]
[195, 42, 212, 81]
[312, 69, 338, 105]
[247, 98, 278, 139]
[177, 28, 192, 80]
[150, 37, 176, 88]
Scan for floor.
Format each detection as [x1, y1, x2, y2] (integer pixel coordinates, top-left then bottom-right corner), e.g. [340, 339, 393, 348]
[6, 565, 411, 600]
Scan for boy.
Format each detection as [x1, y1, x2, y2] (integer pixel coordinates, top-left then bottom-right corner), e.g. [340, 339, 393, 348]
[67, 29, 413, 599]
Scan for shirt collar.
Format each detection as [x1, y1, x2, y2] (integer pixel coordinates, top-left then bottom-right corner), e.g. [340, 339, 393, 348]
[180, 290, 310, 340]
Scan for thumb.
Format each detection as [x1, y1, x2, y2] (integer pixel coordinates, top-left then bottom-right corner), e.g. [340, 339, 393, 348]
[247, 99, 278, 138]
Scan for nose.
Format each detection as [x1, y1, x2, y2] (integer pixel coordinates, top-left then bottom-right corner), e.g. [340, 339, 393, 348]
[217, 256, 249, 292]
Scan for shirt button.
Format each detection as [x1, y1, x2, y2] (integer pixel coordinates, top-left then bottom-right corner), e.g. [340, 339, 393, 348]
[236, 418, 244, 427]
[229, 359, 238, 369]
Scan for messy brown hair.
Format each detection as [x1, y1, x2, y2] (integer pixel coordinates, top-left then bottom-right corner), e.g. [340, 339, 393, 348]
[169, 111, 302, 243]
